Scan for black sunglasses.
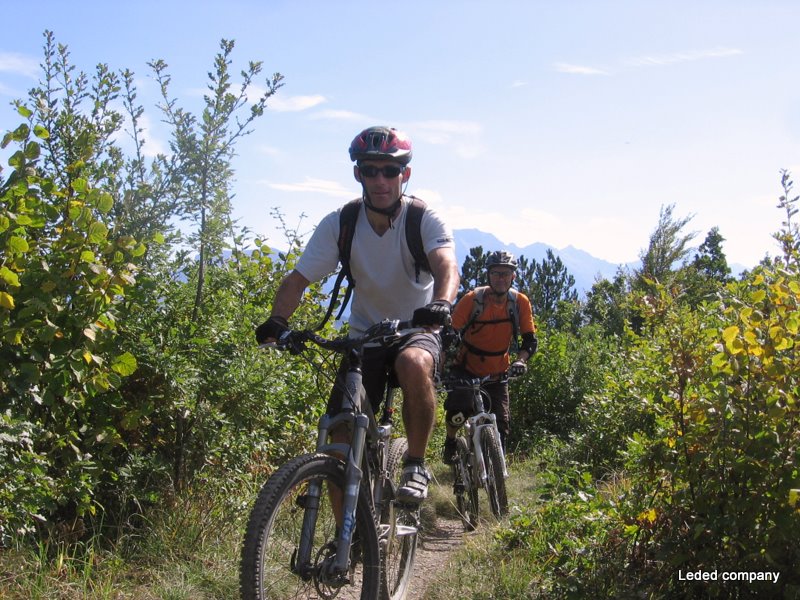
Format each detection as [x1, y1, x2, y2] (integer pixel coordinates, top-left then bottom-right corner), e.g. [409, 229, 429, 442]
[359, 164, 405, 178]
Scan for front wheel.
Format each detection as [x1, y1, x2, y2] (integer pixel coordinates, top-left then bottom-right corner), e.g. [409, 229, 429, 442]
[453, 436, 479, 532]
[240, 453, 381, 600]
[481, 427, 509, 518]
[380, 437, 418, 600]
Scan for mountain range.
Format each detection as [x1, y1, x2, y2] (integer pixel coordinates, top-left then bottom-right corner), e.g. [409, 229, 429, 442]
[453, 228, 637, 294]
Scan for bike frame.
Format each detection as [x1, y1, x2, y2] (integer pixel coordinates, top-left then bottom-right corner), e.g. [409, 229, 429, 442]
[464, 406, 508, 486]
[282, 321, 420, 580]
[447, 374, 511, 487]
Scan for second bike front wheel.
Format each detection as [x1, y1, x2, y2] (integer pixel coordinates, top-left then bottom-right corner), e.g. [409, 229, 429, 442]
[454, 436, 479, 531]
[481, 427, 509, 518]
[240, 453, 381, 600]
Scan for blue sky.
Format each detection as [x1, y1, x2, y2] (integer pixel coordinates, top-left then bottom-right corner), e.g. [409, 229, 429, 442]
[1, 1, 799, 268]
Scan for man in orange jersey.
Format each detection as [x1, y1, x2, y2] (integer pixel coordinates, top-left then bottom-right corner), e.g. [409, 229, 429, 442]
[442, 251, 537, 462]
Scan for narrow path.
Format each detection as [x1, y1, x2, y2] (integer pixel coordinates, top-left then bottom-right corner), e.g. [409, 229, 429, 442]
[405, 514, 464, 600]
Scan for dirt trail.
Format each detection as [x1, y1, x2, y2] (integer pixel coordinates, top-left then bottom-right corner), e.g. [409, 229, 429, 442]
[405, 514, 464, 600]
[402, 470, 469, 600]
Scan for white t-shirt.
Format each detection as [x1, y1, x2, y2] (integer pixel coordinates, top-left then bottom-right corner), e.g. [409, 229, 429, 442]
[296, 196, 455, 335]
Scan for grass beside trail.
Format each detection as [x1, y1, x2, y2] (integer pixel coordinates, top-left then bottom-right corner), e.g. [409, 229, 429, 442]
[0, 456, 543, 600]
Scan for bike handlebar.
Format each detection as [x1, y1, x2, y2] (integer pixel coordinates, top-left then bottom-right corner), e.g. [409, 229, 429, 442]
[438, 372, 515, 392]
[263, 319, 430, 355]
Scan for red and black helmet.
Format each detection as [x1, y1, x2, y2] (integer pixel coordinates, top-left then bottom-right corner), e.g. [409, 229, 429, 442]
[349, 126, 413, 165]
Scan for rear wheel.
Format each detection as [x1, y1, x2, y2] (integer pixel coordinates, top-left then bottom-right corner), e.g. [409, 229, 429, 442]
[380, 438, 418, 600]
[453, 436, 479, 531]
[481, 427, 508, 518]
[240, 454, 381, 600]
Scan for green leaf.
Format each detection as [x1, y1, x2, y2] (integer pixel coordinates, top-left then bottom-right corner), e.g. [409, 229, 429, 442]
[16, 105, 32, 118]
[33, 125, 49, 139]
[24, 141, 40, 160]
[72, 178, 89, 193]
[111, 352, 137, 376]
[87, 222, 108, 244]
[96, 193, 113, 213]
[0, 266, 20, 287]
[7, 236, 29, 253]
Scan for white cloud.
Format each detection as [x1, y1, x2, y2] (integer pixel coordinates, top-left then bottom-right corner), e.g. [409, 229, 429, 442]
[137, 114, 168, 157]
[0, 82, 20, 98]
[554, 62, 610, 76]
[554, 47, 742, 78]
[625, 47, 743, 68]
[0, 52, 38, 78]
[255, 144, 282, 157]
[407, 120, 485, 158]
[265, 177, 354, 198]
[309, 108, 375, 122]
[511, 80, 528, 88]
[268, 94, 327, 112]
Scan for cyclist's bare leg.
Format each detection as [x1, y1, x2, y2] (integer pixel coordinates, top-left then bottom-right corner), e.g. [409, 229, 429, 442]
[393, 346, 436, 459]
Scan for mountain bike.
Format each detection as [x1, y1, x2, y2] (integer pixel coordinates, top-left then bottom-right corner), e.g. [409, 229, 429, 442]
[440, 373, 510, 531]
[240, 320, 425, 600]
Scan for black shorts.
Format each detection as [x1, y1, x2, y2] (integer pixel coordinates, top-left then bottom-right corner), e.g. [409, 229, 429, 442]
[445, 367, 510, 435]
[327, 332, 442, 415]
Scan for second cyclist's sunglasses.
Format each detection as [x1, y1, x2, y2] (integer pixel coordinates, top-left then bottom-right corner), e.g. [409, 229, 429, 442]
[358, 164, 405, 178]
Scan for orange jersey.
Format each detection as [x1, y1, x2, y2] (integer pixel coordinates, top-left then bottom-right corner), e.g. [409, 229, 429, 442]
[451, 288, 536, 376]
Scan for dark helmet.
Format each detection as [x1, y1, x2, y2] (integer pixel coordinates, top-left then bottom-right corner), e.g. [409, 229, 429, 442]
[486, 250, 518, 271]
[349, 126, 412, 165]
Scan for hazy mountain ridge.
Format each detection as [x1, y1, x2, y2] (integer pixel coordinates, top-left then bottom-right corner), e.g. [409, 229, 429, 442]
[453, 228, 637, 294]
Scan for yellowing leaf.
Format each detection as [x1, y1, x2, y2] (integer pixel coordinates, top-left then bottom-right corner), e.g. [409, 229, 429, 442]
[722, 326, 742, 353]
[0, 291, 15, 309]
[722, 326, 739, 343]
[638, 508, 657, 523]
[0, 266, 20, 287]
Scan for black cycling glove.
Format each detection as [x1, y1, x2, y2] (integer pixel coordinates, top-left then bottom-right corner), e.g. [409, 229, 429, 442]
[412, 300, 452, 327]
[255, 315, 289, 344]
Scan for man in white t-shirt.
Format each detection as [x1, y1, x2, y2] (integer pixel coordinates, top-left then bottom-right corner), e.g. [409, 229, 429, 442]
[256, 126, 459, 504]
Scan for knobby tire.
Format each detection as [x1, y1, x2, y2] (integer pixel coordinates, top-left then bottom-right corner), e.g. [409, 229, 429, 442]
[481, 428, 508, 518]
[240, 453, 381, 600]
[453, 436, 479, 532]
[380, 437, 418, 600]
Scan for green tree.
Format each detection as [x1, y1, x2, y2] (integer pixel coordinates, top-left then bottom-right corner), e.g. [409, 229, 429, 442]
[774, 168, 799, 266]
[634, 203, 696, 291]
[583, 268, 630, 337]
[458, 245, 487, 298]
[683, 226, 732, 306]
[526, 249, 578, 330]
[1, 107, 140, 536]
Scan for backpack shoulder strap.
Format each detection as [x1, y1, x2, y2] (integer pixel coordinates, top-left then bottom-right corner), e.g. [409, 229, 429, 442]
[506, 288, 520, 347]
[315, 199, 361, 330]
[462, 286, 488, 333]
[404, 195, 430, 282]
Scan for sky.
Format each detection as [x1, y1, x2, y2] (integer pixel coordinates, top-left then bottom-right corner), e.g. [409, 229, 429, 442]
[1, 0, 799, 269]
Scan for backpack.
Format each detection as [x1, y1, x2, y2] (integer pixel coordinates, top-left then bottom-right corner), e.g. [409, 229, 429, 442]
[460, 286, 521, 356]
[316, 196, 430, 329]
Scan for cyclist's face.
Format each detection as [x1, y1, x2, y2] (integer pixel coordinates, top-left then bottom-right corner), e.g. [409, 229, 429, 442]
[488, 268, 515, 294]
[354, 160, 409, 208]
